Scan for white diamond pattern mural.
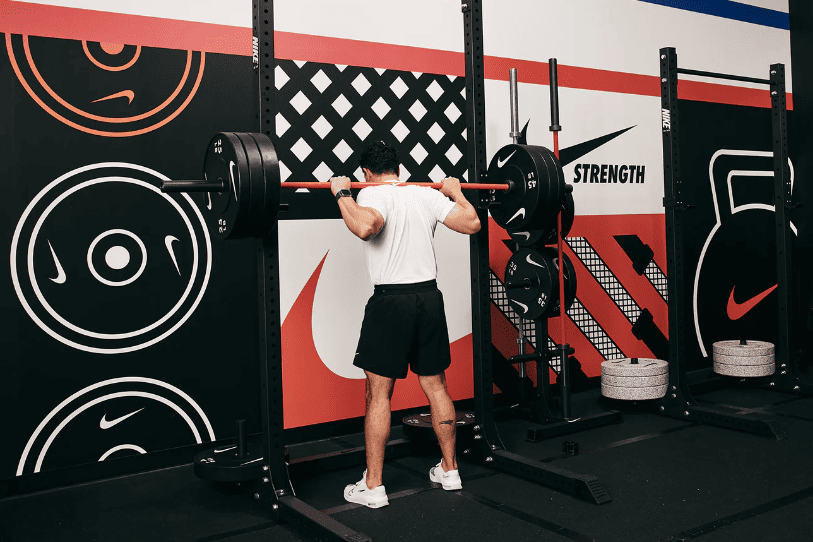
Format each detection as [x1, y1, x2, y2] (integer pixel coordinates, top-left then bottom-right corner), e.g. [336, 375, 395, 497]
[273, 61, 466, 220]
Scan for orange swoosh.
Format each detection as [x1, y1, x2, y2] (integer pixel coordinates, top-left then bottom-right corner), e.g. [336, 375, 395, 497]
[727, 284, 778, 320]
[92, 90, 135, 105]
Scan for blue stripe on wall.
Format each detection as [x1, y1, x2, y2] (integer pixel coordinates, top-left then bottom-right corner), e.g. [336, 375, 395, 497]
[638, 0, 790, 30]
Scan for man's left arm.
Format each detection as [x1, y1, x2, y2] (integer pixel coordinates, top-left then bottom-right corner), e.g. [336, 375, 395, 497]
[331, 176, 384, 241]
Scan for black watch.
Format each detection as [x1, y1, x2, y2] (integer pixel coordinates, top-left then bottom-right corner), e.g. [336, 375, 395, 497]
[335, 189, 353, 202]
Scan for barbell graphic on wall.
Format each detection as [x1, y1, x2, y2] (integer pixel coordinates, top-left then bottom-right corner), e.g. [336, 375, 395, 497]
[161, 133, 567, 241]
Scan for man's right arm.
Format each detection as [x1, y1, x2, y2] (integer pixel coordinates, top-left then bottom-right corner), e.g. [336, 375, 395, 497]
[440, 178, 481, 235]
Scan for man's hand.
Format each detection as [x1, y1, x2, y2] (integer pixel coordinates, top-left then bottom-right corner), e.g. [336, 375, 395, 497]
[330, 176, 352, 196]
[439, 177, 461, 199]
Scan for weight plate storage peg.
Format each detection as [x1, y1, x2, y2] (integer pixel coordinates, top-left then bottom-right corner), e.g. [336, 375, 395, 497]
[504, 247, 557, 320]
[712, 340, 775, 377]
[601, 358, 669, 400]
[488, 144, 565, 232]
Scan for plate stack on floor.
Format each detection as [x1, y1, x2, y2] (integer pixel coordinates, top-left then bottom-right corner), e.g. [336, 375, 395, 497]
[712, 340, 775, 377]
[600, 358, 669, 400]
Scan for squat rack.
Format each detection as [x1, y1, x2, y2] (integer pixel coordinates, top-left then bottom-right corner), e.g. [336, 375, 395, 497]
[655, 47, 808, 439]
[240, 1, 614, 541]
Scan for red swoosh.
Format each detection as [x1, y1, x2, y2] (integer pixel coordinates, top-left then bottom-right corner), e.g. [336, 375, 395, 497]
[92, 90, 135, 104]
[727, 284, 777, 320]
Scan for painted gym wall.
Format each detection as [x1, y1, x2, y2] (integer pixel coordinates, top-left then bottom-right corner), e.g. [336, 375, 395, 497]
[0, 0, 794, 488]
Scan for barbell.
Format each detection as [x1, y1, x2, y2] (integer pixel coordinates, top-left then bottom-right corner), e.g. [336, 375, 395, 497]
[161, 132, 566, 240]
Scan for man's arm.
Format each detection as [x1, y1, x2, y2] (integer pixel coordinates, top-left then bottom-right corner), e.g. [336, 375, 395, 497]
[440, 178, 481, 235]
[331, 176, 384, 241]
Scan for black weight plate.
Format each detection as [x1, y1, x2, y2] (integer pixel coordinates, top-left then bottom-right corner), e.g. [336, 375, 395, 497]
[511, 186, 574, 248]
[249, 132, 281, 237]
[234, 132, 266, 237]
[527, 145, 565, 231]
[194, 441, 265, 483]
[402, 411, 476, 441]
[542, 248, 577, 318]
[504, 247, 557, 320]
[487, 144, 545, 231]
[202, 132, 252, 240]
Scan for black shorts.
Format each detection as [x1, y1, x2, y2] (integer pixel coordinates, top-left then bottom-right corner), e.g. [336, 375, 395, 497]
[353, 280, 452, 380]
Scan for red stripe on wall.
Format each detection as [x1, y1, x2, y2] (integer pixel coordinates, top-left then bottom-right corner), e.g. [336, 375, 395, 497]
[1, 1, 792, 109]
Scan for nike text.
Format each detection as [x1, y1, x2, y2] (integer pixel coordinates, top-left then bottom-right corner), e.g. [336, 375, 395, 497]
[573, 164, 645, 184]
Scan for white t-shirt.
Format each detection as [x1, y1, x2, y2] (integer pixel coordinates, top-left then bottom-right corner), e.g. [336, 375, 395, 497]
[355, 185, 457, 285]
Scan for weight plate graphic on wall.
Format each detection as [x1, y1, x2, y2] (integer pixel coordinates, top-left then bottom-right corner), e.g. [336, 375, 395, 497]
[5, 34, 205, 136]
[16, 377, 216, 475]
[10, 163, 213, 353]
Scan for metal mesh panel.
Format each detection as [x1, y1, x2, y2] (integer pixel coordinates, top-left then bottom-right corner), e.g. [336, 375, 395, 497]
[645, 260, 669, 303]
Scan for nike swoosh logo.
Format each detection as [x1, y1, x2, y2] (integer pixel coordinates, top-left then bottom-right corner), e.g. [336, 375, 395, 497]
[48, 241, 67, 284]
[507, 208, 526, 224]
[526, 254, 545, 268]
[205, 192, 212, 210]
[727, 284, 778, 320]
[165, 236, 181, 275]
[100, 408, 144, 429]
[512, 231, 531, 240]
[497, 150, 517, 168]
[92, 90, 135, 105]
[229, 161, 238, 201]
[512, 300, 529, 313]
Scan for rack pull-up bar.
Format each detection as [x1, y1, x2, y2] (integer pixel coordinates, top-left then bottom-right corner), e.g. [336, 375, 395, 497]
[676, 68, 770, 86]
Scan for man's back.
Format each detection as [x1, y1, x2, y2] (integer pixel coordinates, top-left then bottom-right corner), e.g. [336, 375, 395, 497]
[356, 185, 456, 285]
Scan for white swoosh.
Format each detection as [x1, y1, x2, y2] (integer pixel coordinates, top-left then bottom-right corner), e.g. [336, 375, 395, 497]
[512, 300, 529, 313]
[48, 241, 67, 284]
[100, 408, 145, 429]
[165, 236, 181, 275]
[497, 150, 517, 168]
[205, 192, 212, 210]
[513, 231, 531, 240]
[507, 208, 526, 224]
[229, 161, 238, 201]
[214, 446, 237, 454]
[526, 254, 545, 268]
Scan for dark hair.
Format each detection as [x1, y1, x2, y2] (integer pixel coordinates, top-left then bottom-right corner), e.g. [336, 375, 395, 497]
[358, 140, 399, 175]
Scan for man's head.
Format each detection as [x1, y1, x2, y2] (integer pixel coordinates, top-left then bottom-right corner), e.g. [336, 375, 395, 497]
[358, 140, 399, 180]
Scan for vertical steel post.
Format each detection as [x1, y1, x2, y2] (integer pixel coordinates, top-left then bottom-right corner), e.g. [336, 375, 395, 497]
[770, 64, 794, 388]
[657, 47, 695, 413]
[462, 0, 502, 450]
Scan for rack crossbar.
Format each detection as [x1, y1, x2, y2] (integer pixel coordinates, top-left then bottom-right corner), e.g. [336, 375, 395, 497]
[676, 68, 770, 85]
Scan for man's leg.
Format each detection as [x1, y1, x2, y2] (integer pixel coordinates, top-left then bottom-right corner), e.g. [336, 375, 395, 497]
[418, 372, 458, 471]
[364, 370, 395, 489]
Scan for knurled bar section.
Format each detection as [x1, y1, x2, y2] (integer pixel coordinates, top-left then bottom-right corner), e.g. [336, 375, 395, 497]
[566, 237, 641, 323]
[644, 261, 668, 303]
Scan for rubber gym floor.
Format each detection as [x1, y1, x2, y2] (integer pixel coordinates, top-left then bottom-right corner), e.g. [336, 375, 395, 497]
[0, 386, 811, 542]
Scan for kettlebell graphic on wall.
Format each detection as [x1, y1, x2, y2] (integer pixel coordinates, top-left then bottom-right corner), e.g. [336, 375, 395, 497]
[693, 150, 795, 359]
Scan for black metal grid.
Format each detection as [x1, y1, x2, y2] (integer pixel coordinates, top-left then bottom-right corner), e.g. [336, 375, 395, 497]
[645, 261, 669, 303]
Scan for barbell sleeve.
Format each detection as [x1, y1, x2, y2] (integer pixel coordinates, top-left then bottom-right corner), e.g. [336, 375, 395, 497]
[505, 278, 536, 290]
[161, 180, 226, 193]
[281, 181, 511, 191]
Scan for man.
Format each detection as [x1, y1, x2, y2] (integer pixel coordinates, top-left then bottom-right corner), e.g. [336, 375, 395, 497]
[330, 140, 480, 509]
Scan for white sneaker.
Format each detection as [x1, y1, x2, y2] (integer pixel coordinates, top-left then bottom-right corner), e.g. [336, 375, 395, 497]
[429, 461, 462, 490]
[344, 469, 389, 508]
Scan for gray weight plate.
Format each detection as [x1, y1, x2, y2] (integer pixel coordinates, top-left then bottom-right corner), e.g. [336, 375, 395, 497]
[601, 358, 668, 377]
[712, 340, 774, 357]
[601, 383, 668, 400]
[601, 373, 669, 387]
[713, 360, 775, 377]
[713, 353, 775, 366]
